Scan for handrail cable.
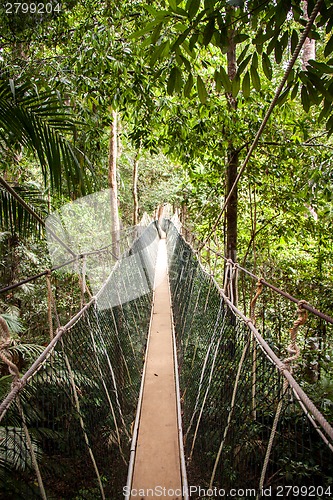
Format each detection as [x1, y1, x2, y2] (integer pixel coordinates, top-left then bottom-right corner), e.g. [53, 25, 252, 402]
[199, 0, 324, 249]
[189, 228, 333, 445]
[181, 223, 333, 325]
[0, 243, 119, 295]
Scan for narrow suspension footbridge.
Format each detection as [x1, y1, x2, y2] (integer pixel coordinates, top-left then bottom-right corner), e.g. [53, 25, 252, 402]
[0, 217, 332, 499]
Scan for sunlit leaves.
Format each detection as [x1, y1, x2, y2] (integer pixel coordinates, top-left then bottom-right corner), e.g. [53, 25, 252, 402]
[324, 35, 333, 58]
[186, 0, 201, 20]
[309, 60, 333, 75]
[0, 79, 91, 197]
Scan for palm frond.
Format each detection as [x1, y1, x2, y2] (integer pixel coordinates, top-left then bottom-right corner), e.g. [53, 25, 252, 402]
[0, 426, 42, 472]
[0, 182, 48, 236]
[0, 79, 93, 197]
[0, 309, 24, 335]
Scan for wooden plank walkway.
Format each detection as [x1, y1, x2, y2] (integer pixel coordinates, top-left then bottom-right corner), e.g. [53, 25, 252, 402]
[129, 238, 183, 499]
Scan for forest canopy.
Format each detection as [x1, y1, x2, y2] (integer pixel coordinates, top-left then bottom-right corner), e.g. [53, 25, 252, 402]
[0, 0, 332, 354]
[0, 1, 333, 497]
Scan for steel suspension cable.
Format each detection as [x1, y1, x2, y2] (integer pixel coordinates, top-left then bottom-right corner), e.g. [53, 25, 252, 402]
[200, 0, 324, 249]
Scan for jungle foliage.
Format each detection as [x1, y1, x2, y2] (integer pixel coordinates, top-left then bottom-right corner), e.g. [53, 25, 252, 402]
[0, 0, 332, 495]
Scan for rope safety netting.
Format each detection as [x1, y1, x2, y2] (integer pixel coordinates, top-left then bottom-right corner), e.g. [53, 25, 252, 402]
[1, 217, 333, 499]
[165, 219, 333, 499]
[0, 222, 159, 499]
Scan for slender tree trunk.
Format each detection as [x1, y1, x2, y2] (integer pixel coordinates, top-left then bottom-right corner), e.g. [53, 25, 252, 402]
[302, 0, 316, 69]
[108, 110, 120, 259]
[224, 24, 238, 304]
[132, 150, 140, 226]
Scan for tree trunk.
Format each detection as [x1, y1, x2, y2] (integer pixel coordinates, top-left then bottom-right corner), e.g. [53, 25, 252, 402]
[225, 147, 238, 303]
[224, 23, 238, 304]
[302, 0, 316, 70]
[132, 150, 140, 226]
[108, 109, 120, 259]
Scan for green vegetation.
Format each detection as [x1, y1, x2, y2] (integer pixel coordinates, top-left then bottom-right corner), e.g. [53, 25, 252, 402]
[0, 0, 333, 496]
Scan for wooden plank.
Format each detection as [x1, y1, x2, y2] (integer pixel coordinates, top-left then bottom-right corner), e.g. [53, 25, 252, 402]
[130, 239, 182, 499]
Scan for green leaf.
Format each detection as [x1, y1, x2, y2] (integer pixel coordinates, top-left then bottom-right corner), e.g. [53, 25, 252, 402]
[237, 45, 249, 64]
[167, 67, 177, 94]
[290, 82, 299, 100]
[150, 41, 169, 66]
[214, 69, 222, 92]
[197, 75, 208, 103]
[274, 1, 288, 28]
[233, 33, 249, 44]
[262, 52, 272, 80]
[189, 33, 199, 51]
[253, 28, 264, 46]
[301, 85, 310, 112]
[242, 71, 250, 98]
[276, 87, 290, 106]
[180, 54, 192, 72]
[280, 31, 289, 52]
[172, 27, 192, 50]
[129, 21, 161, 39]
[168, 0, 177, 10]
[319, 98, 331, 121]
[250, 65, 261, 91]
[184, 73, 194, 97]
[204, 0, 215, 12]
[237, 54, 251, 76]
[203, 19, 215, 46]
[252, 52, 258, 69]
[309, 60, 333, 74]
[267, 35, 277, 55]
[151, 23, 163, 44]
[220, 66, 232, 93]
[275, 43, 282, 64]
[0, 80, 89, 197]
[287, 68, 295, 84]
[305, 80, 320, 105]
[186, 0, 201, 19]
[231, 75, 240, 98]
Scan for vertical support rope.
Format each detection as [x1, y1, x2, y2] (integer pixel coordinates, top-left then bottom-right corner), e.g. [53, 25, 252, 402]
[184, 301, 224, 442]
[250, 279, 263, 421]
[17, 397, 48, 500]
[46, 271, 54, 341]
[94, 305, 132, 442]
[257, 301, 308, 497]
[61, 340, 106, 500]
[209, 335, 251, 488]
[189, 329, 224, 460]
[256, 377, 288, 499]
[0, 316, 47, 497]
[87, 314, 127, 464]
